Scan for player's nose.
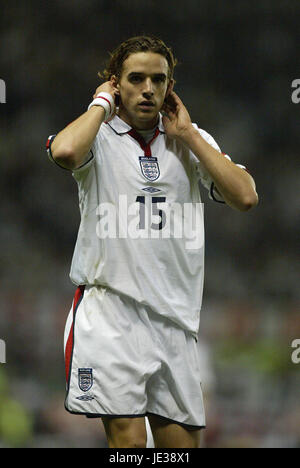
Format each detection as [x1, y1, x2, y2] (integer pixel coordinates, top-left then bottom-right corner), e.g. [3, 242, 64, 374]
[143, 78, 154, 96]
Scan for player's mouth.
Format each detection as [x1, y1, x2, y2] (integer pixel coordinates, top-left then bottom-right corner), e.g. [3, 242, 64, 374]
[138, 100, 155, 110]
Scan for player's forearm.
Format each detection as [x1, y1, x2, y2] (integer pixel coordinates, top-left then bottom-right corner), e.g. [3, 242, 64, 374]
[179, 126, 258, 211]
[51, 106, 106, 170]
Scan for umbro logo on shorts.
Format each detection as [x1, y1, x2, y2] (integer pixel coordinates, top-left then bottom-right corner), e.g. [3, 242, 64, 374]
[75, 394, 94, 401]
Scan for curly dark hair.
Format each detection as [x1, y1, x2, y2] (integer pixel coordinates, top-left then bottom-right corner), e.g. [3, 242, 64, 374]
[98, 35, 178, 82]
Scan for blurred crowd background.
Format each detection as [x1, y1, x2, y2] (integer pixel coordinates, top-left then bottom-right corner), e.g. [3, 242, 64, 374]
[0, 0, 299, 448]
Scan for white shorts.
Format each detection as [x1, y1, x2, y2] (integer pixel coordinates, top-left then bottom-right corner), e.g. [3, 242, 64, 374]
[64, 285, 205, 429]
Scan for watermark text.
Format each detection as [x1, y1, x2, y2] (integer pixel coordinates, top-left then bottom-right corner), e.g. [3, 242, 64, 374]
[291, 79, 300, 104]
[96, 195, 204, 250]
[0, 339, 6, 363]
[291, 339, 300, 364]
[0, 79, 6, 103]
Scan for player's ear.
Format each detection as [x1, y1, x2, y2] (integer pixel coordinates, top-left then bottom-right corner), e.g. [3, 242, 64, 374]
[110, 75, 120, 95]
[110, 75, 121, 107]
[165, 79, 174, 99]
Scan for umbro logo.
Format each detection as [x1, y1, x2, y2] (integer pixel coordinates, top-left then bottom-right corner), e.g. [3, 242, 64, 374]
[142, 187, 161, 193]
[76, 394, 94, 401]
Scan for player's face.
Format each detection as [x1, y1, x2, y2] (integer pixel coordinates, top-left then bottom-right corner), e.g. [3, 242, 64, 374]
[115, 52, 172, 130]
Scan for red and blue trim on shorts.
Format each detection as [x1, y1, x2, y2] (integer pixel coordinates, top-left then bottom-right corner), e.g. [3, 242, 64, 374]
[65, 285, 85, 388]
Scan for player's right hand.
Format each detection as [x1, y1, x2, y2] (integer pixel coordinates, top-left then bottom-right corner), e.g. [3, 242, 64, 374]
[93, 81, 119, 101]
[93, 80, 119, 121]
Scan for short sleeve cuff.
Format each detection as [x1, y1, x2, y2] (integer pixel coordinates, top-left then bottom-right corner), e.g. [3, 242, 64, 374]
[72, 149, 95, 173]
[209, 160, 249, 204]
[46, 134, 94, 172]
[209, 182, 225, 203]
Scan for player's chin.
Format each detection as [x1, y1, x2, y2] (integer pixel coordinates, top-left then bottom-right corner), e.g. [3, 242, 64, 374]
[136, 107, 158, 119]
[136, 106, 156, 114]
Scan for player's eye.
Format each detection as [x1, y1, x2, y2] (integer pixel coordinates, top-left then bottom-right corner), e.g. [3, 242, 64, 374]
[129, 75, 143, 83]
[153, 76, 166, 83]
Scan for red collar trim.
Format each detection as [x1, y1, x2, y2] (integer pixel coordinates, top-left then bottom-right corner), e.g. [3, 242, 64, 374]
[127, 127, 160, 157]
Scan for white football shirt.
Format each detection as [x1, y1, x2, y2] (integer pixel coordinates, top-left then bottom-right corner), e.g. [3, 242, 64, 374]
[47, 113, 245, 337]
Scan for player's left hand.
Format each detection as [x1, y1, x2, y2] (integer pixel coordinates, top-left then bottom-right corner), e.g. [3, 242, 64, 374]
[161, 91, 193, 140]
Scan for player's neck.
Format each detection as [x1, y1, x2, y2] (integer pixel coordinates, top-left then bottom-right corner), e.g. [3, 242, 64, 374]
[117, 108, 159, 131]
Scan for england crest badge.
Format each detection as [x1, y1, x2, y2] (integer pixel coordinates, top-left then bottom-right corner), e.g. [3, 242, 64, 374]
[78, 368, 93, 392]
[139, 156, 160, 181]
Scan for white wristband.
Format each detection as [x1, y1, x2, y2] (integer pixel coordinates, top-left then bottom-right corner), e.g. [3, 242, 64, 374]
[88, 92, 115, 120]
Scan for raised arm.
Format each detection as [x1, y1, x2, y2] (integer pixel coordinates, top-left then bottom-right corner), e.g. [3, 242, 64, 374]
[51, 81, 118, 170]
[162, 91, 258, 212]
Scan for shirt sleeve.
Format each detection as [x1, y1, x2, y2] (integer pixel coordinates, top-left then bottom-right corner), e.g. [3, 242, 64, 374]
[190, 124, 247, 204]
[46, 134, 95, 173]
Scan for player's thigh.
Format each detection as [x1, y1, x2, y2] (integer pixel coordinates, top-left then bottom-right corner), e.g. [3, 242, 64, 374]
[148, 414, 201, 448]
[102, 416, 147, 448]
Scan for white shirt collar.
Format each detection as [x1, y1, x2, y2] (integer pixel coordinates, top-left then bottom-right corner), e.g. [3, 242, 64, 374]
[106, 113, 165, 135]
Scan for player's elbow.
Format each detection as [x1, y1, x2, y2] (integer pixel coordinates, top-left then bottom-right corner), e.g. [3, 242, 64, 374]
[225, 189, 259, 211]
[52, 144, 78, 170]
[239, 190, 259, 211]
